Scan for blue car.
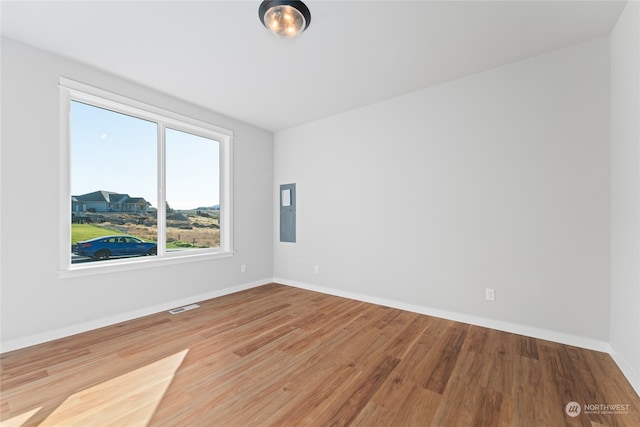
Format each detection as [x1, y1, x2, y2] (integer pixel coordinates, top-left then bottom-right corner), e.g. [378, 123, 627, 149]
[75, 235, 157, 260]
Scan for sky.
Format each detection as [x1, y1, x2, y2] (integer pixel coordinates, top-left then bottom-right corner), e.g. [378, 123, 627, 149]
[71, 101, 220, 210]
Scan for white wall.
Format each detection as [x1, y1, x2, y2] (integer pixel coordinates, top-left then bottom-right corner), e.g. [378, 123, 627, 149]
[610, 0, 640, 393]
[274, 38, 611, 344]
[0, 38, 274, 351]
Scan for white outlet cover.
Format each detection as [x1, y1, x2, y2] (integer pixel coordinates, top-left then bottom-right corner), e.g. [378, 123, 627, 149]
[485, 288, 495, 301]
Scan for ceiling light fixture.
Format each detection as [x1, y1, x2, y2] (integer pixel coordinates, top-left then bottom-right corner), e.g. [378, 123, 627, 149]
[259, 0, 311, 38]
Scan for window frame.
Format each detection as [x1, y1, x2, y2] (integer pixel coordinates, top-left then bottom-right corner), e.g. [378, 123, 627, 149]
[59, 78, 233, 277]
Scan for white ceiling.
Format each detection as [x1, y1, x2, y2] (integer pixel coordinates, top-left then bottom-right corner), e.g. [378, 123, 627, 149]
[1, 1, 627, 132]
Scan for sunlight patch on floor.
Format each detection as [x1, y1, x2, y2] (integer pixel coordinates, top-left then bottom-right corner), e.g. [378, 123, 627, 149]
[0, 407, 42, 427]
[27, 349, 188, 427]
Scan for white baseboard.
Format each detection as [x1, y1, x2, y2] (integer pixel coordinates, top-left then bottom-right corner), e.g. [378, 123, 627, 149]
[4, 276, 638, 398]
[609, 347, 640, 397]
[0, 278, 271, 354]
[273, 277, 612, 354]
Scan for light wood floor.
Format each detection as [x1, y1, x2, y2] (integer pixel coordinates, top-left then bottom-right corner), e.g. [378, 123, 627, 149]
[1, 283, 639, 426]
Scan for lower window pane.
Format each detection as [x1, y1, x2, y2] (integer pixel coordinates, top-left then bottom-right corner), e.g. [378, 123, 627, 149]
[165, 128, 220, 252]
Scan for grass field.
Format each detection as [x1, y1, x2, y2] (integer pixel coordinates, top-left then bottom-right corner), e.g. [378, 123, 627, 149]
[71, 213, 219, 250]
[71, 224, 126, 245]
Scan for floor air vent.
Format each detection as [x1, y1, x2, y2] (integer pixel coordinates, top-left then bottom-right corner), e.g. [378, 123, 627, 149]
[169, 304, 200, 314]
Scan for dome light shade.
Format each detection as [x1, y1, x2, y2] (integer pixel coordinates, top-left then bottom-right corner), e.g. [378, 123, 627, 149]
[259, 1, 311, 38]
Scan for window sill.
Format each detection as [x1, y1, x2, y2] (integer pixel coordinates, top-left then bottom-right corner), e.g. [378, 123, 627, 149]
[59, 251, 233, 279]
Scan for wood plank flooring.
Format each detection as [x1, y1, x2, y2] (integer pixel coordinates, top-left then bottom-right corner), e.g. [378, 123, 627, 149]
[1, 283, 639, 426]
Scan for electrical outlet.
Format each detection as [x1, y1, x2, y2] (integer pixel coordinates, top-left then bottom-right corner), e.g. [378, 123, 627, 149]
[241, 264, 246, 273]
[314, 265, 320, 274]
[486, 288, 495, 301]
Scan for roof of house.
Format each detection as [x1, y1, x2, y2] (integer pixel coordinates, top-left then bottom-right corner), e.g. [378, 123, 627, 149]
[72, 191, 148, 204]
[127, 197, 150, 205]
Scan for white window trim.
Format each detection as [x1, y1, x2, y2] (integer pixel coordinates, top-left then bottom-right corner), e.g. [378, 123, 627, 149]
[58, 77, 233, 278]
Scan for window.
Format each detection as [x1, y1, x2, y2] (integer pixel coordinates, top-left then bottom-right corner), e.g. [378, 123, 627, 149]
[60, 78, 233, 275]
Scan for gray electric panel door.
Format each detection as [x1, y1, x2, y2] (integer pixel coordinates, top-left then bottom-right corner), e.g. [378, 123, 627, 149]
[280, 183, 296, 243]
